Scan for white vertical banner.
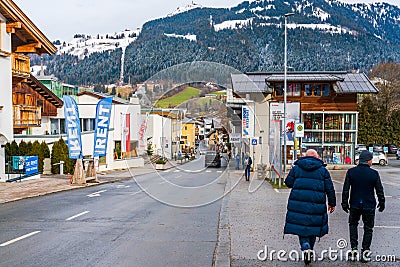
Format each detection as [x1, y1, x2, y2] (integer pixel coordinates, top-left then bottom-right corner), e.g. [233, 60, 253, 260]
[242, 105, 254, 138]
[121, 113, 131, 153]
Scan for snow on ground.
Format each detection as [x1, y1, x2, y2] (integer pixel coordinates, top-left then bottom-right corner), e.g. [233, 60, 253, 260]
[164, 33, 197, 41]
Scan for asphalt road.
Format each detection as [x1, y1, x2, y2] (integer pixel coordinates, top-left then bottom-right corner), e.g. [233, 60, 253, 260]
[0, 156, 227, 267]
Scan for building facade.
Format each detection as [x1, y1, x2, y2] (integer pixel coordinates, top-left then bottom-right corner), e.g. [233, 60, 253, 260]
[0, 0, 56, 181]
[230, 72, 378, 169]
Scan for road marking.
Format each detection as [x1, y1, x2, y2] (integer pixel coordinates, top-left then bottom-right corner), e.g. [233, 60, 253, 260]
[159, 181, 167, 184]
[217, 170, 223, 173]
[116, 185, 130, 188]
[274, 189, 280, 193]
[130, 189, 145, 196]
[332, 179, 343, 184]
[0, 231, 41, 247]
[66, 211, 90, 221]
[164, 170, 170, 173]
[372, 226, 400, 229]
[174, 170, 180, 173]
[383, 181, 400, 187]
[206, 170, 211, 173]
[86, 190, 107, 197]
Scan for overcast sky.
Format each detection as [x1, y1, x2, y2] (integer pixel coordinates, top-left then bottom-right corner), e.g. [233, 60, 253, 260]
[13, 0, 400, 41]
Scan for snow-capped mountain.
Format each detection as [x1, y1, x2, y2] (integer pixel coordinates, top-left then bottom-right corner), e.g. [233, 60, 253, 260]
[55, 29, 141, 60]
[40, 0, 400, 86]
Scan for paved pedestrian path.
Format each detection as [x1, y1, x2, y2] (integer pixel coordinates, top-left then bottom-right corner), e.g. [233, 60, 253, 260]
[215, 165, 399, 266]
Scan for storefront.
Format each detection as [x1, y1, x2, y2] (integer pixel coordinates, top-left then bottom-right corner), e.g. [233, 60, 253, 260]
[302, 111, 358, 164]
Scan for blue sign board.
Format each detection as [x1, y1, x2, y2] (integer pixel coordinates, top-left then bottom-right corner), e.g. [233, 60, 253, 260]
[93, 97, 113, 157]
[63, 95, 82, 159]
[25, 156, 38, 175]
[252, 138, 258, 146]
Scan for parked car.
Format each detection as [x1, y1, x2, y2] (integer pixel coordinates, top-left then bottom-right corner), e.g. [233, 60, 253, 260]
[205, 151, 221, 167]
[355, 151, 388, 166]
[368, 144, 383, 152]
[355, 144, 367, 151]
[384, 144, 398, 154]
[397, 150, 400, 160]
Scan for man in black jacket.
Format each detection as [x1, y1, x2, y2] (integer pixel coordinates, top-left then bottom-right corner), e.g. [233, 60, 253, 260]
[341, 150, 385, 262]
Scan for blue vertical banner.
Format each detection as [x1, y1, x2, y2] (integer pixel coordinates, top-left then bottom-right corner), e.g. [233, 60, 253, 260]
[93, 97, 113, 157]
[63, 95, 82, 159]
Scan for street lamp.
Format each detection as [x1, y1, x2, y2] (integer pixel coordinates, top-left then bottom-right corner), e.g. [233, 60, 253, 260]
[283, 12, 294, 178]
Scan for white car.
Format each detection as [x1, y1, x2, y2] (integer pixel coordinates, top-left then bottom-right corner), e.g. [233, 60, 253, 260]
[397, 150, 400, 160]
[355, 151, 388, 166]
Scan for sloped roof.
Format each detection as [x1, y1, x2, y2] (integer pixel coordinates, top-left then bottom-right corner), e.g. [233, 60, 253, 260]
[77, 91, 128, 104]
[232, 72, 378, 94]
[26, 74, 63, 108]
[231, 74, 270, 93]
[334, 73, 379, 94]
[0, 0, 56, 54]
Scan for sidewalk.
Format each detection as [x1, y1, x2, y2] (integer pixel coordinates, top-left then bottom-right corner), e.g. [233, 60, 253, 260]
[214, 164, 398, 267]
[0, 162, 167, 204]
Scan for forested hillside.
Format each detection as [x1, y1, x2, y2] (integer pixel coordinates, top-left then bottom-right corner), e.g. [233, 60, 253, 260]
[34, 0, 400, 86]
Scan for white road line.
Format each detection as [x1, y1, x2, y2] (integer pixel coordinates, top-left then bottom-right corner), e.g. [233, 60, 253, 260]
[373, 226, 400, 229]
[66, 211, 90, 221]
[383, 181, 400, 187]
[274, 189, 280, 193]
[206, 170, 211, 173]
[159, 181, 167, 185]
[86, 190, 107, 197]
[130, 189, 145, 196]
[174, 170, 180, 173]
[0, 231, 41, 247]
[217, 171, 223, 173]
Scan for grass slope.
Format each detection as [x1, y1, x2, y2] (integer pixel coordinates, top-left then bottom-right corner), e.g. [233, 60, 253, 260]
[154, 86, 201, 108]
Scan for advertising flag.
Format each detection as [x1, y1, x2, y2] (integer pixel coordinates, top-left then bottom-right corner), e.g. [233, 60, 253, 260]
[242, 105, 254, 138]
[121, 113, 131, 153]
[93, 97, 113, 157]
[63, 95, 82, 159]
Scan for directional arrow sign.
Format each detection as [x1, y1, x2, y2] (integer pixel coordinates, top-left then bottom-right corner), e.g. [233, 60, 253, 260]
[86, 190, 107, 198]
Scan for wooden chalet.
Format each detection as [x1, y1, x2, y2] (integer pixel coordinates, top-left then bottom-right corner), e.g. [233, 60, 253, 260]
[0, 0, 59, 134]
[230, 71, 379, 165]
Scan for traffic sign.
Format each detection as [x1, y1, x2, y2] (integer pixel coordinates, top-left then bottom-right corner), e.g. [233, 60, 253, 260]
[251, 138, 258, 146]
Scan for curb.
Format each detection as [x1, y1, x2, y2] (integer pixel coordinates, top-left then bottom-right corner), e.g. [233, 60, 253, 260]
[213, 168, 233, 267]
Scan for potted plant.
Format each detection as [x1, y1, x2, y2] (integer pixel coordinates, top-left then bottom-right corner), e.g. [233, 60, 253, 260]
[155, 158, 166, 170]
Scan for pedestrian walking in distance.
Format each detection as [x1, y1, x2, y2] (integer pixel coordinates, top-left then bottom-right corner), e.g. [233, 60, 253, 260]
[341, 150, 385, 262]
[284, 149, 336, 265]
[243, 152, 252, 181]
[235, 153, 240, 170]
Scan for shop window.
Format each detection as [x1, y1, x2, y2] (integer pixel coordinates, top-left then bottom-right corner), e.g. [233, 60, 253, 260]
[303, 132, 322, 143]
[288, 83, 301, 96]
[325, 114, 342, 130]
[303, 113, 323, 129]
[322, 84, 330, 96]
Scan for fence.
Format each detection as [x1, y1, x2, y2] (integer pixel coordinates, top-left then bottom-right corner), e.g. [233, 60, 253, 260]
[5, 155, 39, 182]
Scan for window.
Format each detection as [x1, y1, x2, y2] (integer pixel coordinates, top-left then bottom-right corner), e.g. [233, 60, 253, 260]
[275, 84, 283, 96]
[322, 84, 330, 96]
[305, 84, 312, 96]
[288, 83, 301, 96]
[314, 84, 322, 96]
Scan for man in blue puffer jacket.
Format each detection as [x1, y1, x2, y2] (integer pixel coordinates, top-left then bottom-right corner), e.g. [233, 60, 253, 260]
[284, 149, 336, 264]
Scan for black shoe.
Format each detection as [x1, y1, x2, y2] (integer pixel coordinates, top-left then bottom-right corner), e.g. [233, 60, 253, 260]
[360, 250, 371, 263]
[304, 249, 312, 265]
[347, 247, 358, 261]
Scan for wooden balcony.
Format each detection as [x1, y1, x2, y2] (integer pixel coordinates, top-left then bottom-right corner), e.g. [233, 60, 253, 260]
[11, 53, 30, 78]
[13, 105, 41, 127]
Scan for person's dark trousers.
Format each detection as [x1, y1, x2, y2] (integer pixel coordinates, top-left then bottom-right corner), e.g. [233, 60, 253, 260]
[299, 236, 316, 250]
[349, 208, 375, 250]
[245, 166, 250, 180]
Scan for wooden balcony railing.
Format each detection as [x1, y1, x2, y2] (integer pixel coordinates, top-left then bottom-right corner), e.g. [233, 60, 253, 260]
[11, 53, 30, 78]
[13, 105, 41, 127]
